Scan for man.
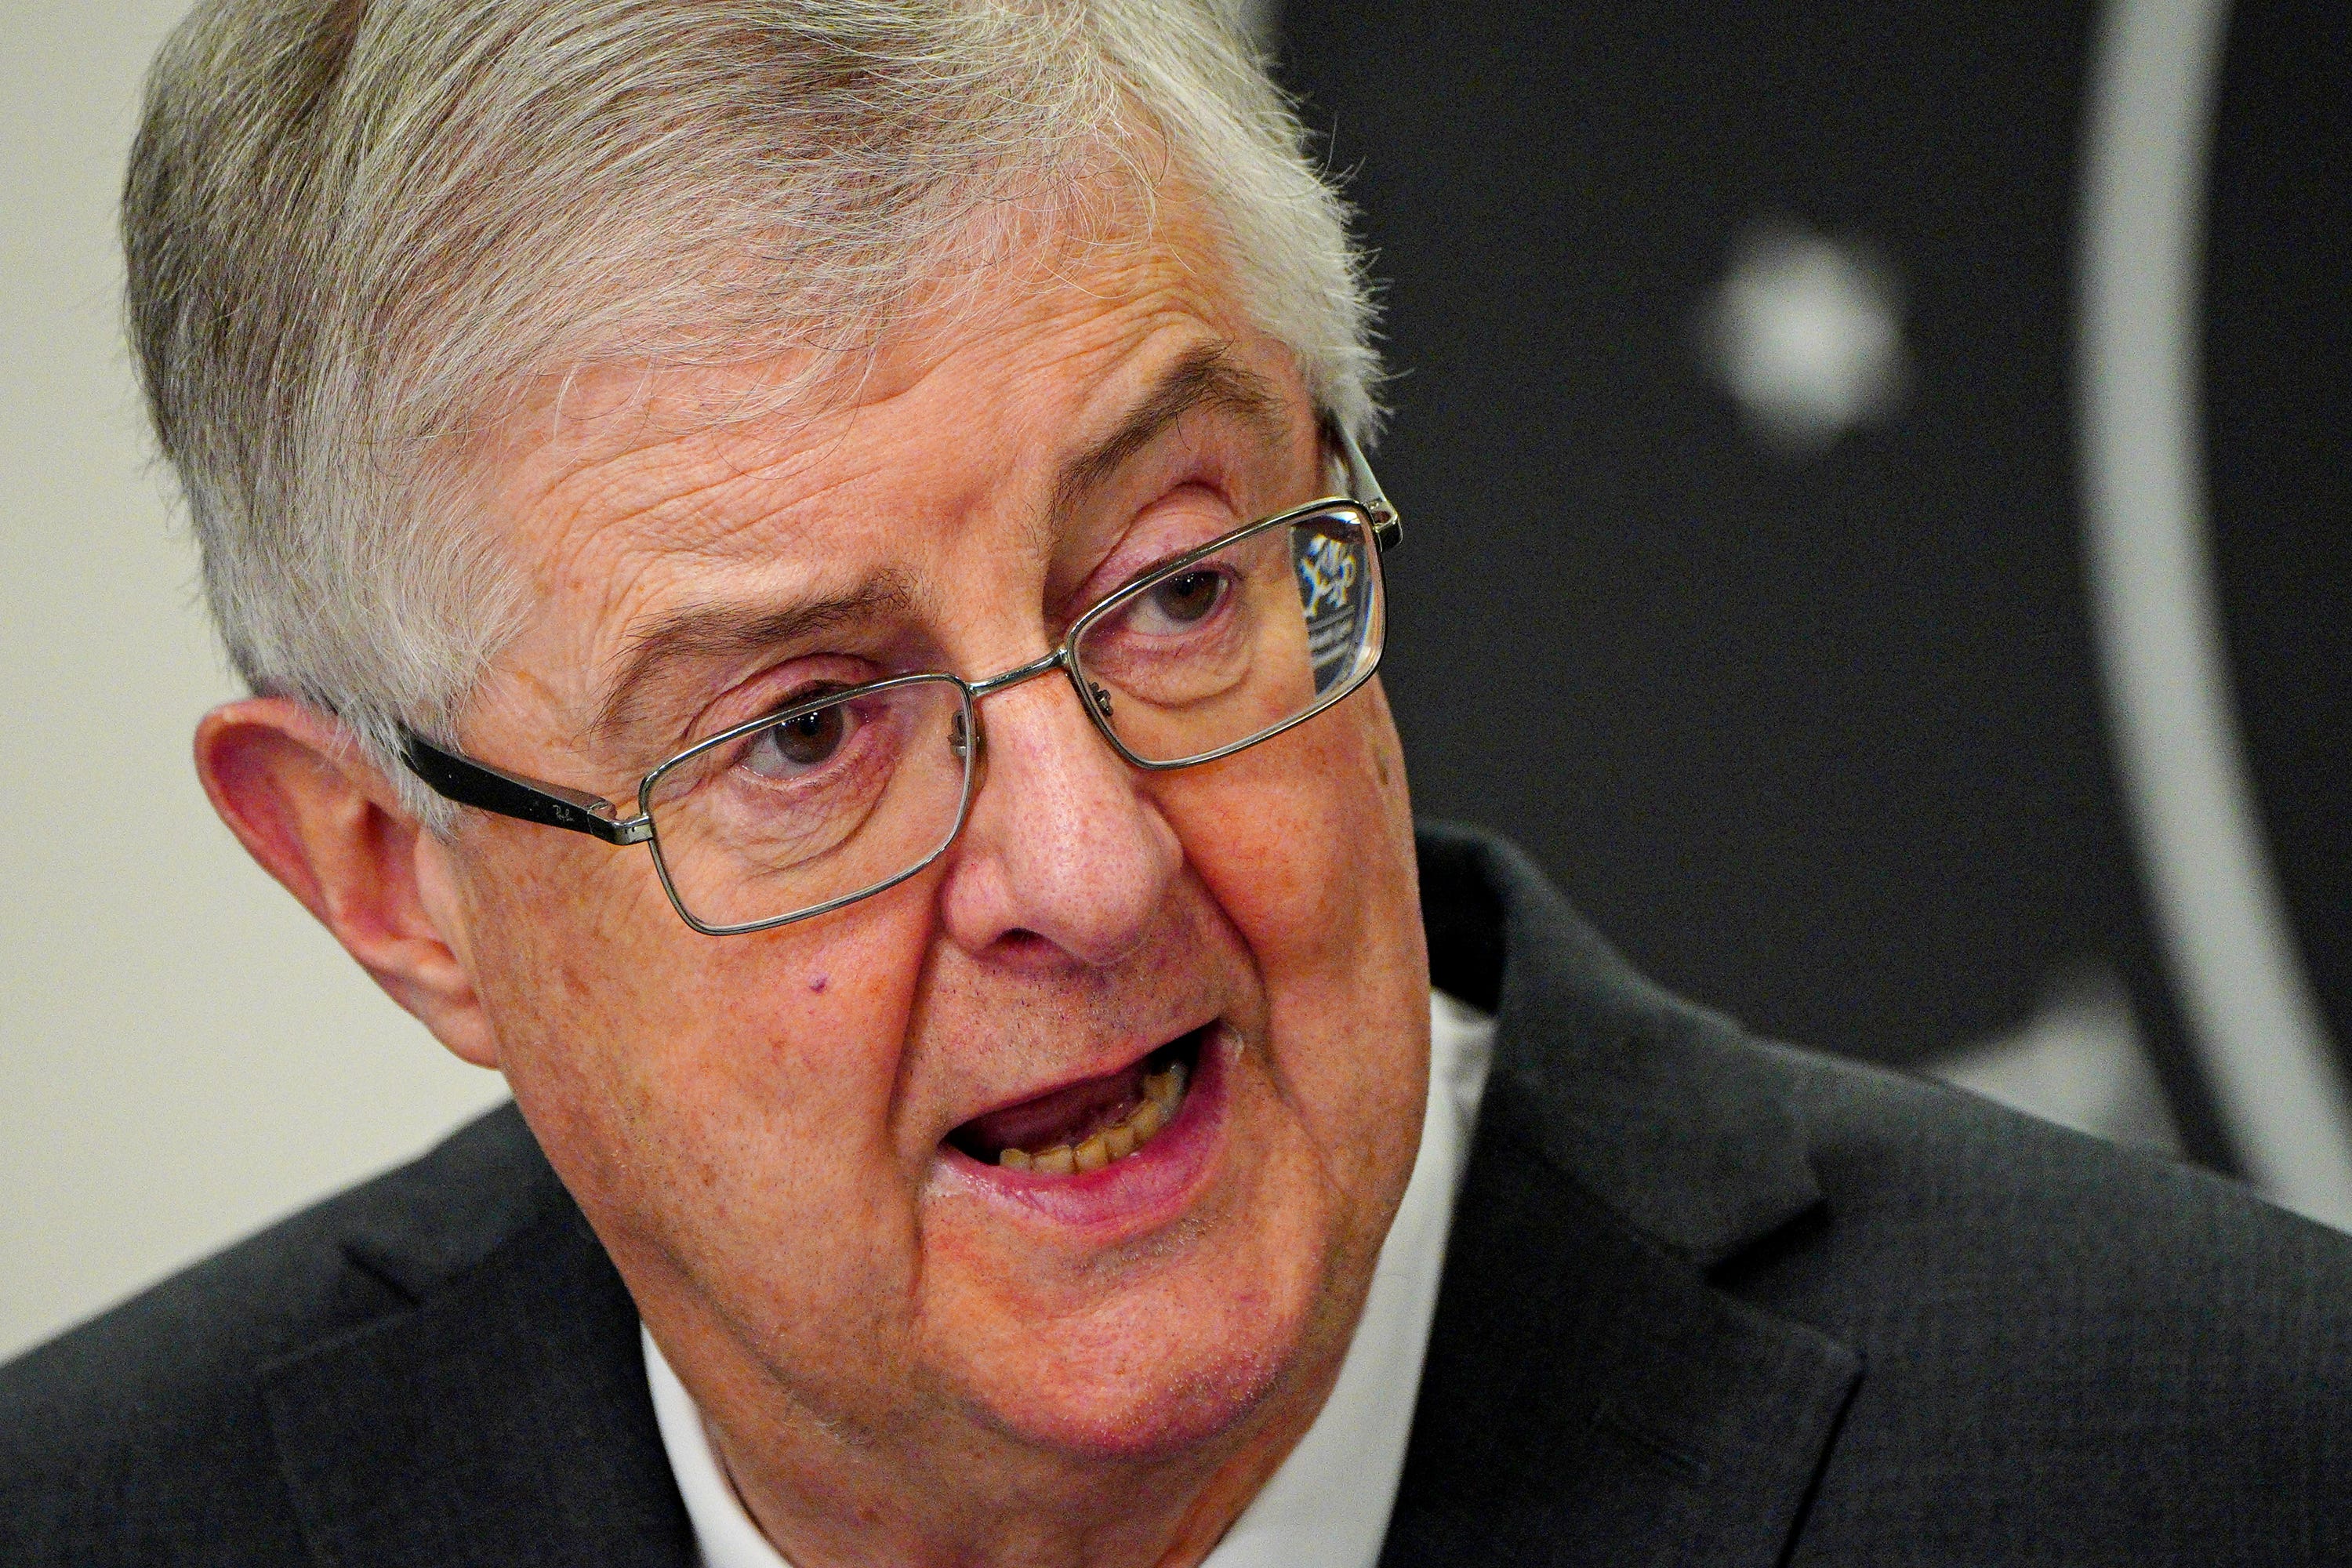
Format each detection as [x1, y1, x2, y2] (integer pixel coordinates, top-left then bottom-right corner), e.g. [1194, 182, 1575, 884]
[5, 0, 2349, 1563]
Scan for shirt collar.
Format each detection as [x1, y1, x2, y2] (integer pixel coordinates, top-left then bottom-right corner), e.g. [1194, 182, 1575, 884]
[642, 989, 1497, 1568]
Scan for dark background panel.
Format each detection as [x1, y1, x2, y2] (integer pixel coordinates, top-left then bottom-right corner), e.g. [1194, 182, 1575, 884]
[2205, 0, 2352, 1079]
[1275, 0, 2230, 1166]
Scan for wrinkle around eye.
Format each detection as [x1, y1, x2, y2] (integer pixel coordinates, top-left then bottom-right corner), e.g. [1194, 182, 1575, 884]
[590, 572, 924, 750]
[1065, 481, 1248, 619]
[681, 654, 898, 753]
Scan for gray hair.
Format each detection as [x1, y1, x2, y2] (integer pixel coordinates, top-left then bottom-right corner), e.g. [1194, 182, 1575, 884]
[125, 0, 1377, 822]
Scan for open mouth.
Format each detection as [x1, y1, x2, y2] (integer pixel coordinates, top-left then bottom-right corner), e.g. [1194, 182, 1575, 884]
[946, 1029, 1204, 1176]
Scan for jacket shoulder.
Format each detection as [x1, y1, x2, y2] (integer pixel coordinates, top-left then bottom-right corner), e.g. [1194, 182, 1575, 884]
[1751, 1035, 2352, 1298]
[1738, 1041, 2352, 1560]
[0, 1104, 552, 1565]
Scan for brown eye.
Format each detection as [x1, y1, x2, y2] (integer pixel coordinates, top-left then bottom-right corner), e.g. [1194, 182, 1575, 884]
[746, 702, 848, 778]
[1146, 568, 1226, 626]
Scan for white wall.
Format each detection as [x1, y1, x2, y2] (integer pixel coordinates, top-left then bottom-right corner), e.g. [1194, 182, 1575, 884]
[0, 0, 510, 1363]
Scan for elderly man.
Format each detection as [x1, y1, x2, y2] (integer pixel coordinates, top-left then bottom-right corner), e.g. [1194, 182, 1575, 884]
[6, 0, 2352, 1563]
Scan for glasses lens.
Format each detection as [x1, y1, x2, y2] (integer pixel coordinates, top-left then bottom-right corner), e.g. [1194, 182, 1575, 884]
[1073, 505, 1383, 766]
[641, 676, 972, 932]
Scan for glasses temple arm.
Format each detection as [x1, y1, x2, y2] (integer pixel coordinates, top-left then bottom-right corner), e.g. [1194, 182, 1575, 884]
[400, 731, 654, 845]
[1328, 423, 1402, 552]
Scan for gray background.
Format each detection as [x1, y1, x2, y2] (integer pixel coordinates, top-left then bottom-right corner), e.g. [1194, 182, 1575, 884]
[0, 0, 506, 1360]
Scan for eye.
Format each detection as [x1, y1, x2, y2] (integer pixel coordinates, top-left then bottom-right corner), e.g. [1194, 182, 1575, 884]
[1134, 568, 1230, 632]
[743, 699, 852, 779]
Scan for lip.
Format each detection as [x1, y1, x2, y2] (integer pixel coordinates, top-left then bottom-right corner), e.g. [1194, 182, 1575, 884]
[935, 1022, 1234, 1232]
[946, 1021, 1207, 1135]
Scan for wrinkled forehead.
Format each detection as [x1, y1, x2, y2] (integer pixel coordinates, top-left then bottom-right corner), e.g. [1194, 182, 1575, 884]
[463, 206, 1317, 752]
[529, 224, 1223, 456]
[485, 180, 1279, 523]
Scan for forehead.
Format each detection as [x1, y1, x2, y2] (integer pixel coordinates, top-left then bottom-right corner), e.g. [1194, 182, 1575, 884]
[524, 234, 1244, 539]
[470, 208, 1307, 746]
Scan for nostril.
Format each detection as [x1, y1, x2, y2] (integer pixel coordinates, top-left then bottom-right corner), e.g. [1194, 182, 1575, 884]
[991, 928, 1058, 961]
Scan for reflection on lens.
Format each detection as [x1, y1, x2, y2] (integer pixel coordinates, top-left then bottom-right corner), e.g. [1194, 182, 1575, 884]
[1076, 506, 1382, 765]
[1293, 522, 1368, 695]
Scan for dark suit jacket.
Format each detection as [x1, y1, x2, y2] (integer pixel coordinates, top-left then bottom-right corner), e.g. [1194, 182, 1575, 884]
[8, 822, 2351, 1564]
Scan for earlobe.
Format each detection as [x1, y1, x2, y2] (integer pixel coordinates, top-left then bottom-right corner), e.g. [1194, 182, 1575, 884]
[194, 697, 502, 1069]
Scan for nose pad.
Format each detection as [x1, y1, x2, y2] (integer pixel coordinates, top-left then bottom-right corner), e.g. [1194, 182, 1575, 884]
[949, 707, 972, 760]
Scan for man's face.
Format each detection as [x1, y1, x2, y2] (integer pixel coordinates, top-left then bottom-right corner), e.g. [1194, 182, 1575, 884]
[434, 211, 1430, 1479]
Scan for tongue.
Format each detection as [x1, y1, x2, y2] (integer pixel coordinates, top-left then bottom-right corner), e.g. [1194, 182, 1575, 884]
[960, 1065, 1145, 1156]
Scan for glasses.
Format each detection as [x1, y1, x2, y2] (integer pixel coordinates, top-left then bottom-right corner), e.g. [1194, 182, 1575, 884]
[401, 428, 1399, 935]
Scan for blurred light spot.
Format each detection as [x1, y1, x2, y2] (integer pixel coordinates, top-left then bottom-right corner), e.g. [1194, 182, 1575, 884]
[1703, 220, 1910, 457]
[1926, 967, 2180, 1156]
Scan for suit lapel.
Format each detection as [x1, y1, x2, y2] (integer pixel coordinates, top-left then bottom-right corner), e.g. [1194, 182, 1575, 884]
[1382, 1085, 1860, 1568]
[1388, 826, 1865, 1566]
[260, 1116, 694, 1568]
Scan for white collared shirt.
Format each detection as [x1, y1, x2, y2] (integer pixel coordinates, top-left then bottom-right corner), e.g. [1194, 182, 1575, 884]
[644, 990, 1497, 1568]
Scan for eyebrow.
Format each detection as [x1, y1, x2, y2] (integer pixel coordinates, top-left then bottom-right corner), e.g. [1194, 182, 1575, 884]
[1051, 340, 1290, 520]
[590, 575, 916, 743]
[588, 342, 1290, 747]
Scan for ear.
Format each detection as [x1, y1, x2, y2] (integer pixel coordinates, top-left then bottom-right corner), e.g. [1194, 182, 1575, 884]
[194, 696, 501, 1069]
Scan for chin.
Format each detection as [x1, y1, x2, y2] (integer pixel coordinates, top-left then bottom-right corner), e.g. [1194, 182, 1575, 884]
[935, 1218, 1341, 1465]
[942, 1180, 1371, 1466]
[969, 1305, 1312, 1463]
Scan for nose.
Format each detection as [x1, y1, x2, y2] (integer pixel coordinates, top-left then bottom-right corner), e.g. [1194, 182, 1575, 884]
[935, 662, 1182, 969]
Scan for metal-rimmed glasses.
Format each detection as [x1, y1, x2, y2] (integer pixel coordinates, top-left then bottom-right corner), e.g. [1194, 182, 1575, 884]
[400, 427, 1399, 935]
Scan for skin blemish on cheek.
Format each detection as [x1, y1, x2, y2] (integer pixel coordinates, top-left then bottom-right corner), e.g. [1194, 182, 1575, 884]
[810, 975, 829, 994]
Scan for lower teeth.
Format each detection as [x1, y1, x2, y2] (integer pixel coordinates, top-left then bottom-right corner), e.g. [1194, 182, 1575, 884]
[999, 1060, 1186, 1174]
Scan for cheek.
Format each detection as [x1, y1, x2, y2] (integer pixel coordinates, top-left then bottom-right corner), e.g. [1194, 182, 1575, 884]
[448, 828, 942, 1308]
[1161, 689, 1417, 975]
[1151, 688, 1428, 1167]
